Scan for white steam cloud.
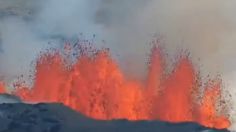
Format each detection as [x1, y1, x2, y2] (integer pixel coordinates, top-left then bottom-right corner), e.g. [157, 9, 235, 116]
[0, 0, 236, 130]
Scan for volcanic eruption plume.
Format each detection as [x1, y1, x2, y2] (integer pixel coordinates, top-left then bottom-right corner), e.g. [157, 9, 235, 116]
[0, 42, 228, 129]
[1, 0, 236, 131]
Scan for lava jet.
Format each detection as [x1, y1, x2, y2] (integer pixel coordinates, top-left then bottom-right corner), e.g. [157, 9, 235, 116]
[0, 43, 231, 132]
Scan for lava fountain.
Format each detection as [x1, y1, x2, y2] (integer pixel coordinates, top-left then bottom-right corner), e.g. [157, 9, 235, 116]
[1, 42, 230, 129]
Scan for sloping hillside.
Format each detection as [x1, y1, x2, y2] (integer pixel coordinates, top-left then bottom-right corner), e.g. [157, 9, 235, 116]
[0, 103, 230, 132]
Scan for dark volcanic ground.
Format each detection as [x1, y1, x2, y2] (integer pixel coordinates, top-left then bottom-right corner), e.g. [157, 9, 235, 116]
[0, 102, 230, 132]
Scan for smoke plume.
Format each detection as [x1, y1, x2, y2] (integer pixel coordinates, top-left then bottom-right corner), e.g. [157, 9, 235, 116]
[0, 0, 236, 130]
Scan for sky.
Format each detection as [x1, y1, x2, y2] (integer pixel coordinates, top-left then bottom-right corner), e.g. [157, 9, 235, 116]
[0, 0, 236, 130]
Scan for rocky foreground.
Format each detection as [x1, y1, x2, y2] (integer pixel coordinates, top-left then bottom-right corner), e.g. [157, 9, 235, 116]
[0, 102, 229, 132]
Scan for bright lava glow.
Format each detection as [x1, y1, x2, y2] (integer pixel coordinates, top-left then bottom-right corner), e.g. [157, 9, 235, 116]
[0, 42, 230, 129]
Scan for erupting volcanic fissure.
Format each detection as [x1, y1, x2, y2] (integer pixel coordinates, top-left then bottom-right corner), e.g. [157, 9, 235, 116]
[0, 42, 230, 129]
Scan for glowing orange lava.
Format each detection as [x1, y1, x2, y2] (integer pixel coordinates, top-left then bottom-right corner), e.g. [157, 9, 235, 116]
[1, 43, 230, 129]
[0, 82, 5, 94]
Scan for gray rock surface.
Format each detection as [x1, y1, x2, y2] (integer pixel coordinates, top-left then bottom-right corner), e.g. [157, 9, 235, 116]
[0, 103, 230, 132]
[0, 94, 21, 104]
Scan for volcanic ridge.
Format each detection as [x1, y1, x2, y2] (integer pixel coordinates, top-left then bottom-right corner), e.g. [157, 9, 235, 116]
[0, 102, 230, 132]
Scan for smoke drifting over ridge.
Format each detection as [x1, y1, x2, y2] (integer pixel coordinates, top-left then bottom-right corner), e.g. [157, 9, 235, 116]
[0, 0, 236, 130]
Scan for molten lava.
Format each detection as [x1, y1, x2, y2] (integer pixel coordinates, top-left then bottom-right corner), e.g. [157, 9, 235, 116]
[1, 43, 230, 129]
[0, 82, 5, 94]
